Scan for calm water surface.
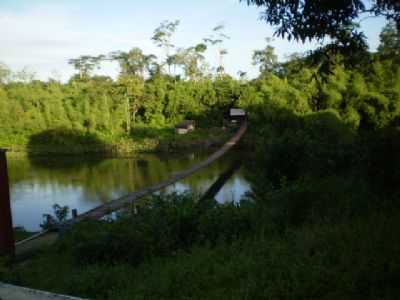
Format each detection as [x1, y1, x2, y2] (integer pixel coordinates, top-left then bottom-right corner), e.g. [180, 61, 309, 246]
[8, 151, 251, 231]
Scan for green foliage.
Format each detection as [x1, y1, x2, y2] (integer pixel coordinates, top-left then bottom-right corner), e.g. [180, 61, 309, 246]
[0, 62, 11, 84]
[58, 193, 252, 266]
[2, 20, 400, 300]
[41, 204, 70, 230]
[6, 91, 400, 299]
[252, 38, 279, 75]
[0, 74, 242, 154]
[1, 21, 399, 155]
[378, 21, 400, 62]
[5, 173, 400, 300]
[242, 0, 399, 61]
[68, 55, 105, 80]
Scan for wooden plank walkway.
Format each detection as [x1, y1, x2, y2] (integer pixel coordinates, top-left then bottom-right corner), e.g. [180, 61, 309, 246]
[15, 121, 247, 254]
[0, 282, 87, 300]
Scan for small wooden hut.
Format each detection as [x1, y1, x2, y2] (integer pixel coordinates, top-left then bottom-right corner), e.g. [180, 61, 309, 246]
[229, 108, 246, 123]
[175, 120, 195, 135]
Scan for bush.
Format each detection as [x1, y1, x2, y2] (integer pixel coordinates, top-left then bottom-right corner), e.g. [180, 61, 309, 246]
[55, 193, 254, 267]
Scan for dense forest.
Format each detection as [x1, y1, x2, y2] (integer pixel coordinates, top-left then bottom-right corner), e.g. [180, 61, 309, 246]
[2, 0, 400, 298]
[1, 19, 398, 154]
[0, 22, 246, 153]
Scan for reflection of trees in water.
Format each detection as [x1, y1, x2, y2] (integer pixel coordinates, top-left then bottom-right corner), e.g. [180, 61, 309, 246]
[7, 151, 249, 204]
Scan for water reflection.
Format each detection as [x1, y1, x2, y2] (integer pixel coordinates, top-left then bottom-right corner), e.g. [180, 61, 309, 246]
[8, 151, 251, 231]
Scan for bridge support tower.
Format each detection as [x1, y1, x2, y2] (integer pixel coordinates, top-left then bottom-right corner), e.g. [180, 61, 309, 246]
[0, 149, 15, 258]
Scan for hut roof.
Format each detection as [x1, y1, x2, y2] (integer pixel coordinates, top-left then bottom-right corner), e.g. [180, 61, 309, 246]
[229, 108, 246, 116]
[175, 120, 195, 129]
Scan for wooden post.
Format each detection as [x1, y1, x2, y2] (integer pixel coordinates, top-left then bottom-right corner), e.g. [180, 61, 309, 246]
[0, 149, 15, 258]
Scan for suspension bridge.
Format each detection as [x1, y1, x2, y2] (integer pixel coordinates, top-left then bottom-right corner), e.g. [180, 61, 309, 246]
[1, 120, 248, 258]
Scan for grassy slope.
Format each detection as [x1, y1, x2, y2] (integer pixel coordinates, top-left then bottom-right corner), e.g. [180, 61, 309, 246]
[0, 126, 232, 155]
[3, 182, 400, 300]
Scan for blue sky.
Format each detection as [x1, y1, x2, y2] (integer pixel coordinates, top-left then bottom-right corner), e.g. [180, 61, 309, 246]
[0, 0, 388, 81]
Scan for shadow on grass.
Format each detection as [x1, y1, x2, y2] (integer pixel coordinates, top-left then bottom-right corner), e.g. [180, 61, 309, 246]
[130, 126, 174, 140]
[129, 124, 233, 153]
[27, 128, 111, 168]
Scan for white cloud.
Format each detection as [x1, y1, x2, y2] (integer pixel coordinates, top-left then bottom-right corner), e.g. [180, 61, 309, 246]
[0, 1, 384, 82]
[0, 2, 317, 81]
[0, 4, 152, 81]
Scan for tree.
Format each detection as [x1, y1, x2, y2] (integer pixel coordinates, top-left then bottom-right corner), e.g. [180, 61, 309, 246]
[142, 76, 168, 125]
[0, 62, 11, 84]
[241, 1, 400, 73]
[14, 67, 36, 83]
[377, 21, 400, 60]
[252, 38, 279, 75]
[68, 55, 104, 80]
[110, 48, 156, 78]
[179, 43, 208, 80]
[204, 24, 230, 76]
[237, 70, 248, 81]
[241, 0, 400, 43]
[115, 75, 145, 132]
[151, 20, 180, 74]
[216, 49, 228, 75]
[375, 0, 400, 27]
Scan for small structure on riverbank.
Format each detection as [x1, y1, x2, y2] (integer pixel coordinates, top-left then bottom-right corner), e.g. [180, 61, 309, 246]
[229, 108, 246, 124]
[175, 120, 195, 135]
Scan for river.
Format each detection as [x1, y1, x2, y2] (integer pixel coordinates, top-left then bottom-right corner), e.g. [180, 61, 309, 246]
[7, 151, 251, 231]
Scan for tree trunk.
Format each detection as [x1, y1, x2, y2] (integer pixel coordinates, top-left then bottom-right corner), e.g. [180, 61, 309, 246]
[126, 96, 130, 134]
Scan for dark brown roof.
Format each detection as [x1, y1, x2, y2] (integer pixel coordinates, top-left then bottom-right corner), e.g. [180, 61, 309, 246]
[175, 120, 195, 129]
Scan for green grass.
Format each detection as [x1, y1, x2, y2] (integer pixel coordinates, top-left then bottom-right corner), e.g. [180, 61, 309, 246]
[4, 210, 399, 299]
[3, 179, 400, 300]
[1, 126, 231, 155]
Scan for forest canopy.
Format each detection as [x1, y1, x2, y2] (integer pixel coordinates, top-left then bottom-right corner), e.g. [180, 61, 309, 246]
[0, 20, 399, 153]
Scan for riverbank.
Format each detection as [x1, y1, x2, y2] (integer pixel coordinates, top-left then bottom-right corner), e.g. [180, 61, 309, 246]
[1, 126, 234, 156]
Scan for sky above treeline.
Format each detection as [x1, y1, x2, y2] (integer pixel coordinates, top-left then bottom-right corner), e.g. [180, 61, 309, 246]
[0, 0, 388, 81]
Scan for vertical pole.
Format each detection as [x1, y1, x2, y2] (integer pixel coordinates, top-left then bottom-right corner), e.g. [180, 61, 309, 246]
[0, 149, 15, 258]
[72, 209, 78, 219]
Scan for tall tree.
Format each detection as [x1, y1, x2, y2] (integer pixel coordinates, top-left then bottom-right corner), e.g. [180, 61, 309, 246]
[110, 48, 156, 78]
[68, 55, 105, 80]
[204, 24, 230, 76]
[115, 75, 145, 132]
[151, 20, 180, 74]
[14, 67, 36, 83]
[377, 21, 400, 60]
[178, 43, 208, 80]
[0, 62, 11, 84]
[252, 38, 279, 75]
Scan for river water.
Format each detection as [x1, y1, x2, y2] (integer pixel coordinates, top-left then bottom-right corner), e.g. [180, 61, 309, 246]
[7, 151, 251, 231]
